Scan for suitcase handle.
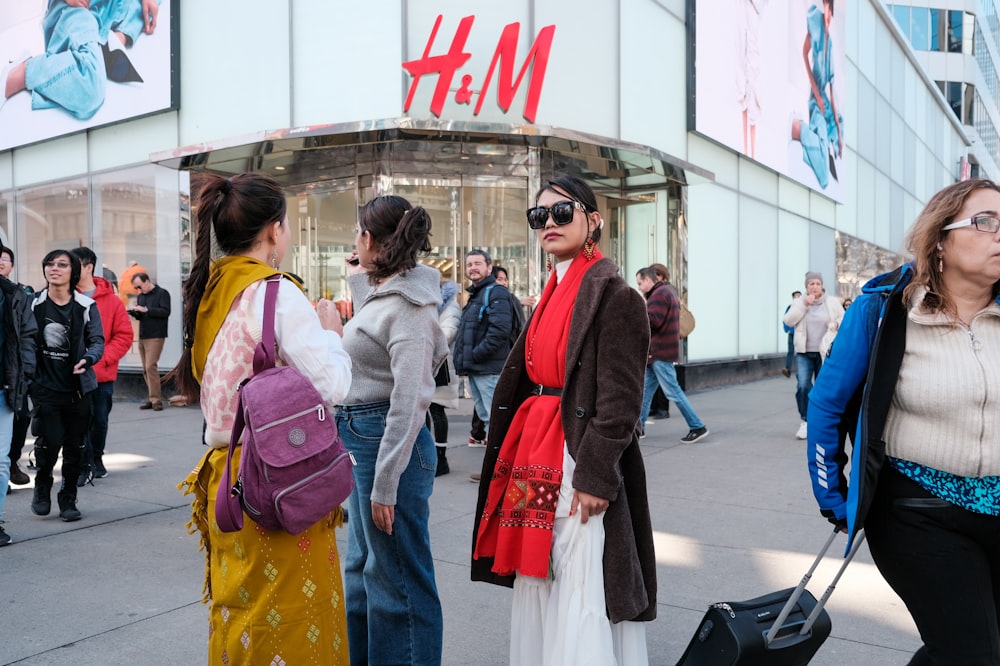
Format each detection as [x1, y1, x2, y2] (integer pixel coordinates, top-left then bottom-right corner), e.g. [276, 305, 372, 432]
[764, 527, 866, 646]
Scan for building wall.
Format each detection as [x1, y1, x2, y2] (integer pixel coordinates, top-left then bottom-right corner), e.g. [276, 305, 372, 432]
[0, 0, 974, 371]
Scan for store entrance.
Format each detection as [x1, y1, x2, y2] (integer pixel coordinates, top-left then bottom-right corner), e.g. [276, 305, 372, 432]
[282, 174, 531, 311]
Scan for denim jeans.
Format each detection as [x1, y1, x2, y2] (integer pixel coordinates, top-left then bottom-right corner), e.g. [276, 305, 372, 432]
[785, 333, 795, 372]
[0, 391, 14, 521]
[795, 352, 823, 420]
[640, 360, 704, 430]
[336, 401, 443, 666]
[25, 0, 158, 120]
[467, 373, 500, 433]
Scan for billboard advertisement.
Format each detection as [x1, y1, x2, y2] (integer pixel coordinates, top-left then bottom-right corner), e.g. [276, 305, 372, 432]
[690, 0, 846, 202]
[0, 0, 177, 152]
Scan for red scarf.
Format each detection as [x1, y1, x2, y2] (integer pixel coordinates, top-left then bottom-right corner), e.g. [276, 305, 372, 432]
[474, 250, 603, 578]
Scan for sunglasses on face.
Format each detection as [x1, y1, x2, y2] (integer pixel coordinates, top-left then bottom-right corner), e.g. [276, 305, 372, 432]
[526, 200, 587, 229]
[44, 261, 71, 269]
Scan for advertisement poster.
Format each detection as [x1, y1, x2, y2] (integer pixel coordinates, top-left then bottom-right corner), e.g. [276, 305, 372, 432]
[692, 0, 847, 202]
[0, 0, 176, 152]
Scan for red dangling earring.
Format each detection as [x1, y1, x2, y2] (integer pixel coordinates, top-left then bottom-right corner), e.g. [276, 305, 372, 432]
[546, 254, 553, 272]
[582, 237, 596, 261]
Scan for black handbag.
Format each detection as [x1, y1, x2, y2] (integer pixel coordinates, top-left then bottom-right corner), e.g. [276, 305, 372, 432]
[434, 362, 451, 387]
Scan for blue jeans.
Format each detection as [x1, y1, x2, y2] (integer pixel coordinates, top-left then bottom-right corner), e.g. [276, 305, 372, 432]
[785, 333, 795, 372]
[795, 352, 823, 420]
[336, 401, 442, 666]
[467, 373, 500, 433]
[640, 360, 704, 430]
[87, 381, 114, 461]
[25, 0, 157, 120]
[0, 392, 13, 520]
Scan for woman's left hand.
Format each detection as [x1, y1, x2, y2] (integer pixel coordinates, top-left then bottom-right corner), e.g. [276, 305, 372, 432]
[570, 490, 609, 524]
[372, 501, 395, 534]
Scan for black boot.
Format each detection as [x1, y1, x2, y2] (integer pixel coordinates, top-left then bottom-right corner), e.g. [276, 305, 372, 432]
[32, 476, 53, 516]
[57, 489, 82, 522]
[435, 446, 450, 477]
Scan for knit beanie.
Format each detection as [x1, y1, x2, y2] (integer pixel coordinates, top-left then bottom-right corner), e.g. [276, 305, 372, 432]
[805, 271, 823, 286]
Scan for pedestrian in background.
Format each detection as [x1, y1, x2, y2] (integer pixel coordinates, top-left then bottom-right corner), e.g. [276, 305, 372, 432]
[1, 246, 35, 490]
[174, 172, 352, 664]
[473, 176, 656, 664]
[636, 267, 709, 443]
[782, 289, 802, 378]
[29, 250, 104, 522]
[71, 247, 132, 483]
[338, 195, 448, 665]
[783, 272, 843, 440]
[428, 275, 461, 477]
[0, 244, 37, 545]
[808, 178, 1000, 664]
[127, 272, 170, 411]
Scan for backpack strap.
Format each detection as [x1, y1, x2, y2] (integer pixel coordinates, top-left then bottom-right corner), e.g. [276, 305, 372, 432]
[216, 274, 281, 533]
[478, 284, 494, 321]
[252, 275, 282, 375]
[215, 391, 248, 533]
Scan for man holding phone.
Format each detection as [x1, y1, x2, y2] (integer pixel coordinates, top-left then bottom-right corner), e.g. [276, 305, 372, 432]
[128, 272, 170, 411]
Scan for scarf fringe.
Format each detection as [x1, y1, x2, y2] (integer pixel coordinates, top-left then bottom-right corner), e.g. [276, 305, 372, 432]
[177, 453, 213, 604]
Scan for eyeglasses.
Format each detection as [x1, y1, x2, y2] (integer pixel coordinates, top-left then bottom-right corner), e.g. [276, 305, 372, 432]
[44, 261, 71, 269]
[526, 201, 587, 229]
[0, 258, 11, 265]
[942, 215, 1000, 233]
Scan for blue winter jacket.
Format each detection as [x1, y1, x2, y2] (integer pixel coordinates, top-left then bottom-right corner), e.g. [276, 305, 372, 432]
[806, 264, 914, 552]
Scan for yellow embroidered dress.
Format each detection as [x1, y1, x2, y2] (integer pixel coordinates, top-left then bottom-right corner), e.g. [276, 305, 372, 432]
[180, 258, 350, 664]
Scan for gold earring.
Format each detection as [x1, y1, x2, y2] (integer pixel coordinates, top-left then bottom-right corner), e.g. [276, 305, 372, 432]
[270, 249, 278, 268]
[582, 237, 596, 260]
[938, 255, 943, 273]
[546, 254, 553, 272]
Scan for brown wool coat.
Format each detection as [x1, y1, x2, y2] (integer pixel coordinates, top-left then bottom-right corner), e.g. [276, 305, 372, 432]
[470, 258, 657, 623]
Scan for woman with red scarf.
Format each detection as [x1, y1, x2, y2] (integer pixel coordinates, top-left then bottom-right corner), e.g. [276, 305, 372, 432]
[472, 176, 656, 665]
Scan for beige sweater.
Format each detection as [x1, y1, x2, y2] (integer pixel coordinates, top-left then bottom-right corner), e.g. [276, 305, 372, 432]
[884, 289, 1000, 477]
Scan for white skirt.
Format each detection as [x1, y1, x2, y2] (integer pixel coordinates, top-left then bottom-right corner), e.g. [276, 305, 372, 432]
[509, 445, 648, 666]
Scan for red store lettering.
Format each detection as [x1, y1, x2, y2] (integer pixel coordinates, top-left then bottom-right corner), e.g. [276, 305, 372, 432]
[402, 14, 556, 123]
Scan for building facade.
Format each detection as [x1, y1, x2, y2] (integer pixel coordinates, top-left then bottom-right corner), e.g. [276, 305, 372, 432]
[0, 0, 971, 386]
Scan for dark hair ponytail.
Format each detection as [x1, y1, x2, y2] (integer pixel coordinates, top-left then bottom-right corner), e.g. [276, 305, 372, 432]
[360, 196, 432, 284]
[168, 172, 287, 399]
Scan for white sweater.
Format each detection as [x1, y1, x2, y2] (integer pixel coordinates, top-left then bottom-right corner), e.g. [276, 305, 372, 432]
[884, 290, 1000, 477]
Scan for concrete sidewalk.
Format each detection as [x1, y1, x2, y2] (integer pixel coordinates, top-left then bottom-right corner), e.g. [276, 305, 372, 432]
[0, 377, 921, 665]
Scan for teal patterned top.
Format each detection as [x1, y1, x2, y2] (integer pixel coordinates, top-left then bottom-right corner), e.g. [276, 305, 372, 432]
[889, 457, 1000, 516]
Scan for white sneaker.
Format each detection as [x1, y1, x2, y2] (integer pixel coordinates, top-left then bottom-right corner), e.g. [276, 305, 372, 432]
[796, 421, 808, 440]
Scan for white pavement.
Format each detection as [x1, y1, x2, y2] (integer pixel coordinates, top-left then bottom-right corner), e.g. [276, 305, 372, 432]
[0, 377, 921, 665]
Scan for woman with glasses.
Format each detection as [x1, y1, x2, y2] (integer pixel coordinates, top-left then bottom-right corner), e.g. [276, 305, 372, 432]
[808, 178, 1000, 664]
[472, 175, 656, 665]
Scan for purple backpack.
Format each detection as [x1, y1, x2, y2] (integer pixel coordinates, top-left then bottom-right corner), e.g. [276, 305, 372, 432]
[216, 276, 354, 535]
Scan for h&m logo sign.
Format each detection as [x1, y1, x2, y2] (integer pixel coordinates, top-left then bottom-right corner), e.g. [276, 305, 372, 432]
[402, 15, 556, 123]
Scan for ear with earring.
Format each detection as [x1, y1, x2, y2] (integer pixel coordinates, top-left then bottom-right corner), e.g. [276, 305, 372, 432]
[582, 235, 597, 260]
[937, 243, 944, 273]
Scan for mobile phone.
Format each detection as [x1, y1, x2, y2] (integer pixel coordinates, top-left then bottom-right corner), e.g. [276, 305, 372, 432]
[347, 257, 360, 266]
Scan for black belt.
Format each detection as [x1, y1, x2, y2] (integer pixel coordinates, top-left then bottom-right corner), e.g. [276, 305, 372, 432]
[531, 384, 562, 397]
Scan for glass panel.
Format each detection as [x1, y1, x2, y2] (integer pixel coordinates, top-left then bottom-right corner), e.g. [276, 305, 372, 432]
[948, 10, 963, 53]
[285, 178, 358, 309]
[17, 178, 90, 292]
[910, 7, 930, 51]
[892, 4, 909, 34]
[930, 9, 941, 51]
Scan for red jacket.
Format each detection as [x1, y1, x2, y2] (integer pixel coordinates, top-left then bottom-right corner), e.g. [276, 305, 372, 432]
[83, 277, 134, 383]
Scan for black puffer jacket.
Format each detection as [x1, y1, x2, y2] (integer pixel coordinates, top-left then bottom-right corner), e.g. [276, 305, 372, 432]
[0, 276, 37, 412]
[453, 276, 515, 376]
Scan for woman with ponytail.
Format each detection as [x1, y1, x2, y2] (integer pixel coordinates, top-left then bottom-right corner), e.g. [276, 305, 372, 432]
[337, 195, 449, 665]
[174, 172, 352, 664]
[472, 175, 656, 665]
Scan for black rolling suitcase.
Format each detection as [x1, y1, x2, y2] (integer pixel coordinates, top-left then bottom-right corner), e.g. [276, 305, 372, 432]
[676, 527, 866, 665]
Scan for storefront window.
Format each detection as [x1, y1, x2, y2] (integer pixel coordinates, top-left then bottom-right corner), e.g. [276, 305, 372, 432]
[17, 178, 90, 292]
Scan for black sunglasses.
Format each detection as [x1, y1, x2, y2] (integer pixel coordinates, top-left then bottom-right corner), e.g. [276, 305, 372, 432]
[526, 200, 587, 229]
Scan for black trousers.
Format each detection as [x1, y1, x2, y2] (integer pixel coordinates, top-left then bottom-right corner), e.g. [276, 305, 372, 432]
[426, 403, 448, 444]
[9, 411, 29, 463]
[33, 397, 91, 490]
[865, 466, 1000, 665]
